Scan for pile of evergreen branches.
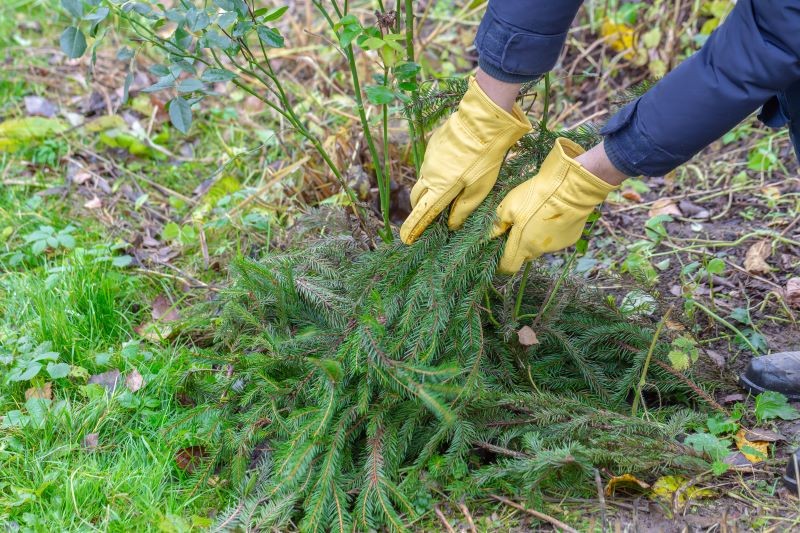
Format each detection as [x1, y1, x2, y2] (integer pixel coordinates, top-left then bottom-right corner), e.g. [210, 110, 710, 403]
[188, 90, 713, 531]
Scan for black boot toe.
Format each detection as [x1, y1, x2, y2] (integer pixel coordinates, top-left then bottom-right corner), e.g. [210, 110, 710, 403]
[739, 352, 800, 401]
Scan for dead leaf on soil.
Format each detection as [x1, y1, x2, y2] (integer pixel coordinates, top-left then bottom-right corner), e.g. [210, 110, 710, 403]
[82, 433, 99, 451]
[723, 451, 754, 470]
[175, 445, 208, 473]
[735, 428, 769, 463]
[704, 349, 725, 368]
[621, 189, 642, 202]
[517, 326, 539, 347]
[71, 171, 92, 185]
[664, 318, 686, 332]
[678, 200, 711, 220]
[721, 393, 745, 404]
[786, 277, 800, 308]
[743, 240, 772, 275]
[151, 294, 180, 322]
[84, 196, 102, 210]
[25, 382, 52, 400]
[761, 186, 782, 200]
[648, 198, 682, 218]
[126, 368, 144, 392]
[604, 473, 650, 496]
[744, 428, 785, 443]
[24, 96, 58, 118]
[88, 369, 122, 394]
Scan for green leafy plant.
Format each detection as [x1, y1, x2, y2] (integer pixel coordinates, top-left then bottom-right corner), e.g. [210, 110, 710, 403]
[162, 222, 198, 247]
[1, 338, 69, 383]
[62, 0, 425, 242]
[23, 225, 76, 256]
[180, 125, 713, 531]
[754, 391, 800, 423]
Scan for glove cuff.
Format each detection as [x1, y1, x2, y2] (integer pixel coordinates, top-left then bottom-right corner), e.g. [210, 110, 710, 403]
[457, 77, 532, 144]
[545, 138, 619, 205]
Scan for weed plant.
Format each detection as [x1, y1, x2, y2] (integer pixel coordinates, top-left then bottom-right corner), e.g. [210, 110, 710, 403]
[184, 126, 713, 531]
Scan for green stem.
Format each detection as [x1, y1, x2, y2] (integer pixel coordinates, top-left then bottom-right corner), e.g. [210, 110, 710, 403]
[484, 290, 501, 328]
[540, 73, 551, 130]
[315, 0, 392, 241]
[514, 74, 552, 320]
[690, 299, 760, 354]
[631, 307, 672, 417]
[404, 0, 425, 170]
[513, 263, 532, 321]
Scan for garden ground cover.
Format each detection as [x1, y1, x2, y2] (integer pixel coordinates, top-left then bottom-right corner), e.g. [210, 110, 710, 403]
[1, 0, 800, 530]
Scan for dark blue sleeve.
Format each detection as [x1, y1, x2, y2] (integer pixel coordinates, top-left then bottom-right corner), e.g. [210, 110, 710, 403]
[474, 0, 584, 83]
[602, 0, 800, 177]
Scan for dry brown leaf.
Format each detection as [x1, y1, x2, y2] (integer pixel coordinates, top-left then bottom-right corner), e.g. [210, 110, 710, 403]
[25, 382, 52, 400]
[664, 318, 686, 332]
[704, 349, 725, 368]
[735, 428, 769, 463]
[743, 240, 772, 275]
[24, 96, 57, 118]
[621, 189, 642, 202]
[82, 433, 99, 451]
[721, 393, 745, 404]
[517, 326, 539, 347]
[126, 368, 144, 392]
[151, 294, 180, 322]
[84, 196, 102, 210]
[88, 369, 122, 395]
[175, 445, 207, 473]
[71, 171, 92, 185]
[744, 428, 785, 443]
[723, 451, 754, 470]
[604, 473, 650, 496]
[786, 277, 800, 308]
[648, 198, 682, 218]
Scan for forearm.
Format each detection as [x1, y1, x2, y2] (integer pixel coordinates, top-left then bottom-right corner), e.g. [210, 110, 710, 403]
[602, 0, 800, 177]
[475, 0, 584, 84]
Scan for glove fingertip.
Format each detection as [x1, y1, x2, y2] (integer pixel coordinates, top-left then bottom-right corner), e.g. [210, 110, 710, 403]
[490, 222, 509, 239]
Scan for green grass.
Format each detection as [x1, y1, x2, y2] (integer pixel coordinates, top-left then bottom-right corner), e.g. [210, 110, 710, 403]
[0, 187, 230, 530]
[0, 345, 226, 531]
[0, 248, 230, 530]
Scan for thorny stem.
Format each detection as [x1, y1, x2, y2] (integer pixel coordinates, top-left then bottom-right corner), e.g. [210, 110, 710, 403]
[632, 307, 672, 416]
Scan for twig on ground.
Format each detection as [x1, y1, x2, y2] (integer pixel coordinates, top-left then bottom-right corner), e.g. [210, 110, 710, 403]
[594, 468, 608, 532]
[458, 500, 478, 533]
[434, 505, 455, 533]
[490, 494, 579, 533]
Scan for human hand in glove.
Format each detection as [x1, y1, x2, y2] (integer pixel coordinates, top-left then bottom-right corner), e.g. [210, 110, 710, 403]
[491, 138, 619, 274]
[400, 76, 531, 244]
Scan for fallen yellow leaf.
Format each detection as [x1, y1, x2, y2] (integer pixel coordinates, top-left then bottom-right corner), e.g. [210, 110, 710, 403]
[604, 473, 650, 496]
[601, 20, 636, 59]
[650, 475, 714, 504]
[735, 429, 768, 463]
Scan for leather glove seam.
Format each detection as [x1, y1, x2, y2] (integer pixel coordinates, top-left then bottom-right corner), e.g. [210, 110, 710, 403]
[460, 129, 521, 187]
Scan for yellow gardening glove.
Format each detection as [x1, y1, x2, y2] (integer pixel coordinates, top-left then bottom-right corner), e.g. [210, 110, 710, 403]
[492, 138, 619, 274]
[400, 77, 531, 244]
